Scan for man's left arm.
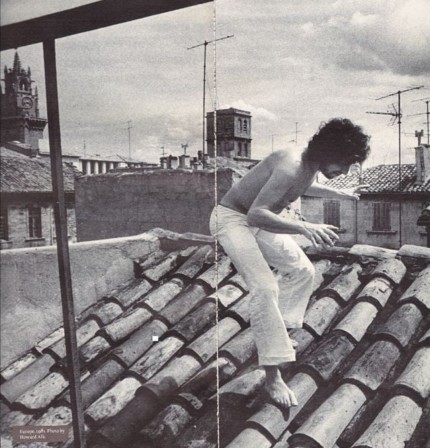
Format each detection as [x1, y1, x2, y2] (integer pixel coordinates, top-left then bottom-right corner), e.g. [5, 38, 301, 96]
[305, 182, 368, 200]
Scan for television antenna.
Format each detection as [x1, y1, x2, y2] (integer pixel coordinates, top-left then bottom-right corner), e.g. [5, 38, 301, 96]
[406, 98, 430, 145]
[188, 34, 234, 156]
[366, 85, 424, 247]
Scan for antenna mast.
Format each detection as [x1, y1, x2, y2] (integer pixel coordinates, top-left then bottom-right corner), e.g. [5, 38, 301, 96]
[188, 34, 234, 155]
[367, 85, 424, 247]
[126, 120, 132, 160]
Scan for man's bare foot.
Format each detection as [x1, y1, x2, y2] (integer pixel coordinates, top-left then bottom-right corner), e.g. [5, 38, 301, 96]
[264, 366, 298, 408]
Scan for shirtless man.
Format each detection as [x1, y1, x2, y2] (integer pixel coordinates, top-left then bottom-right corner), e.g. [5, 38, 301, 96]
[209, 118, 370, 408]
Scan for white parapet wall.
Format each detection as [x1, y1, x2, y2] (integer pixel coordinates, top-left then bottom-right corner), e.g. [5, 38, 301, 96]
[0, 233, 160, 368]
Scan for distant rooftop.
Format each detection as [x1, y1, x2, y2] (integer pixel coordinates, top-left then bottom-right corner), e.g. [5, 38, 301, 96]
[324, 164, 430, 194]
[1, 146, 77, 194]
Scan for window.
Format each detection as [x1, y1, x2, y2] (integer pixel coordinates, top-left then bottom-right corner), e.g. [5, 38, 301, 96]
[237, 119, 242, 133]
[0, 206, 8, 240]
[372, 202, 391, 231]
[28, 206, 42, 238]
[243, 119, 248, 133]
[323, 200, 340, 228]
[238, 142, 242, 156]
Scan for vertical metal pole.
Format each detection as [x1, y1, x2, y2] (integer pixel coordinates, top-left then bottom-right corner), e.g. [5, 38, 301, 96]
[426, 101, 429, 145]
[43, 39, 86, 448]
[202, 41, 207, 155]
[398, 91, 402, 248]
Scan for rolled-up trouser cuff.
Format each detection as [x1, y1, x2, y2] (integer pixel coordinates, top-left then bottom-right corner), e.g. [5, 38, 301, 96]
[259, 350, 296, 366]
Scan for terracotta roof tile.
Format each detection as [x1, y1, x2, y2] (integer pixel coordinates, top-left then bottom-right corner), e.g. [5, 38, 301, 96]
[228, 294, 252, 325]
[303, 296, 341, 336]
[0, 354, 56, 404]
[226, 428, 272, 448]
[209, 284, 244, 308]
[103, 308, 152, 342]
[228, 273, 248, 291]
[174, 244, 213, 278]
[370, 258, 407, 285]
[143, 246, 196, 281]
[312, 259, 333, 290]
[395, 347, 430, 399]
[145, 355, 202, 400]
[105, 277, 153, 308]
[111, 319, 167, 367]
[85, 376, 142, 426]
[186, 317, 242, 363]
[84, 301, 123, 326]
[130, 336, 185, 381]
[291, 383, 367, 448]
[398, 265, 430, 310]
[1, 233, 429, 447]
[0, 353, 38, 382]
[80, 335, 111, 363]
[14, 371, 69, 412]
[167, 302, 216, 341]
[47, 319, 100, 359]
[63, 358, 125, 409]
[344, 340, 401, 391]
[334, 301, 379, 342]
[300, 333, 355, 381]
[240, 372, 319, 446]
[352, 395, 422, 448]
[219, 328, 256, 367]
[197, 255, 233, 288]
[320, 263, 362, 303]
[355, 276, 394, 308]
[138, 402, 194, 447]
[141, 278, 184, 312]
[160, 283, 210, 326]
[34, 327, 65, 355]
[374, 303, 424, 348]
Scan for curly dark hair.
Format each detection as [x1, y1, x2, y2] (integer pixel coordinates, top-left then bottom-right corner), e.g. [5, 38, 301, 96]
[306, 118, 371, 164]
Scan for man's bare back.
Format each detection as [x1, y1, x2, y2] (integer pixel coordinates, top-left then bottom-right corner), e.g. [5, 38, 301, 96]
[221, 149, 317, 216]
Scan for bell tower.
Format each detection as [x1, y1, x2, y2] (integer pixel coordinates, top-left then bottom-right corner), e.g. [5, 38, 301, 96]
[1, 52, 47, 155]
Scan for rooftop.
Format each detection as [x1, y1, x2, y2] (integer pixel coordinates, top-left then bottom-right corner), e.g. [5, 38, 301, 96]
[324, 164, 430, 194]
[0, 147, 77, 194]
[1, 230, 429, 448]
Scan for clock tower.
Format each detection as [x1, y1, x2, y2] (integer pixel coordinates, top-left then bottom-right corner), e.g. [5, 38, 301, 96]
[1, 52, 47, 155]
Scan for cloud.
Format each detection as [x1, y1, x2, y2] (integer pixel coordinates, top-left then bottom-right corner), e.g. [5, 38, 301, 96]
[228, 100, 278, 121]
[304, 0, 430, 76]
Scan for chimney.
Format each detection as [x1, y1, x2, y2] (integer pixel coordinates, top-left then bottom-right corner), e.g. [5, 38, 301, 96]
[168, 155, 179, 169]
[179, 154, 190, 169]
[415, 144, 430, 184]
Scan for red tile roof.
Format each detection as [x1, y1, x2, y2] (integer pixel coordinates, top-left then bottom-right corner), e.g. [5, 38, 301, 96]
[1, 232, 429, 448]
[324, 164, 430, 194]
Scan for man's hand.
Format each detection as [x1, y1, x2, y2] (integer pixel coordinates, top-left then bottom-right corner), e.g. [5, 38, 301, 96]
[301, 222, 339, 248]
[339, 184, 370, 200]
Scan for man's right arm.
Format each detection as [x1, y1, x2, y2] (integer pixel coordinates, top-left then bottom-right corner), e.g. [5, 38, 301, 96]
[246, 168, 339, 248]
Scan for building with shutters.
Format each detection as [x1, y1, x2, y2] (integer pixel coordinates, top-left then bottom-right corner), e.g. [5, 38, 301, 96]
[301, 144, 430, 249]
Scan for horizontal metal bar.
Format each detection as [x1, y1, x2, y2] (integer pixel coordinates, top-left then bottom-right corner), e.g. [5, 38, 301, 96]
[1, 0, 211, 50]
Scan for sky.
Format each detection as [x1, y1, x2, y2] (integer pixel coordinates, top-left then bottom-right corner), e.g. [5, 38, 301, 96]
[1, 0, 429, 167]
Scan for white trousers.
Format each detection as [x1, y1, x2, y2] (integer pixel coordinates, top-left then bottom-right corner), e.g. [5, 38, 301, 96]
[210, 205, 315, 366]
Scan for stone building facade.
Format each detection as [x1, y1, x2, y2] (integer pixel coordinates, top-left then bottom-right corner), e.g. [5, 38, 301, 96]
[75, 168, 239, 241]
[0, 147, 77, 249]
